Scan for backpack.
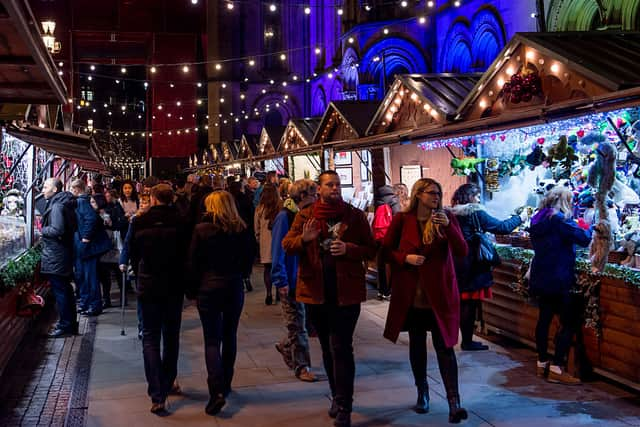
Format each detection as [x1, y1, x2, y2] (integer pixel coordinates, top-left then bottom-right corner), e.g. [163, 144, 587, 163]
[372, 204, 393, 241]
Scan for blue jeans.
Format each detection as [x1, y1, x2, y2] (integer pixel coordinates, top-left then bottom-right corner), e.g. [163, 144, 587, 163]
[46, 274, 77, 331]
[140, 296, 183, 403]
[78, 257, 102, 311]
[196, 280, 244, 397]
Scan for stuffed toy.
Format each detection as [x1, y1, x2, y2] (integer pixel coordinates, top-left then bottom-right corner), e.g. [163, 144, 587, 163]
[547, 135, 578, 179]
[450, 157, 485, 176]
[587, 142, 617, 272]
[525, 145, 546, 169]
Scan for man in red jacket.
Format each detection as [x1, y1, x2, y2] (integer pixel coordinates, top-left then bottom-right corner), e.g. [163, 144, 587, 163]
[283, 171, 376, 427]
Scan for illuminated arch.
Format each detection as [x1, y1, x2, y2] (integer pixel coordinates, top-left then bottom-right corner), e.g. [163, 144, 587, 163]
[441, 19, 473, 72]
[361, 35, 429, 94]
[470, 7, 506, 70]
[341, 47, 360, 92]
[311, 86, 327, 116]
[328, 79, 343, 102]
[250, 91, 300, 126]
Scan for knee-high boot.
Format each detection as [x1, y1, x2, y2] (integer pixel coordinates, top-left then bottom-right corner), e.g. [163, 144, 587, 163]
[436, 349, 468, 424]
[415, 380, 429, 414]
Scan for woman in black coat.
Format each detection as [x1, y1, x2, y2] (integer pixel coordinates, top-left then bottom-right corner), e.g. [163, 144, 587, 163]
[186, 191, 256, 416]
[451, 184, 527, 351]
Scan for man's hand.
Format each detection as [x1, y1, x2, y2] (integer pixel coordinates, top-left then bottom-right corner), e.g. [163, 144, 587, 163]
[302, 218, 320, 242]
[405, 254, 426, 266]
[82, 238, 90, 243]
[330, 239, 347, 256]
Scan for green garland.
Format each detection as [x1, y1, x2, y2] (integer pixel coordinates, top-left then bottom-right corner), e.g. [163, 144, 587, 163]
[0, 246, 42, 295]
[496, 245, 640, 286]
[494, 245, 640, 337]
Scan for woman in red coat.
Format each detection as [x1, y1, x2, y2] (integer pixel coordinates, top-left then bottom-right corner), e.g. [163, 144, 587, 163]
[382, 178, 469, 424]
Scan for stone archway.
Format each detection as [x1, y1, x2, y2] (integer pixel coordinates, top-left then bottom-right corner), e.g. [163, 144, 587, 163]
[547, 0, 607, 30]
[471, 7, 506, 71]
[441, 19, 473, 72]
[311, 86, 327, 116]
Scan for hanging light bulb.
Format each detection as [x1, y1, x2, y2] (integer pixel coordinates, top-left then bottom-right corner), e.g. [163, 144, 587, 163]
[304, 6, 311, 15]
[121, 67, 127, 74]
[280, 53, 286, 61]
[182, 65, 189, 73]
[249, 59, 256, 67]
[215, 63, 222, 70]
[401, 0, 408, 7]
[150, 66, 157, 73]
[337, 8, 343, 16]
[90, 65, 95, 71]
[226, 2, 234, 10]
[315, 47, 321, 55]
[269, 3, 277, 12]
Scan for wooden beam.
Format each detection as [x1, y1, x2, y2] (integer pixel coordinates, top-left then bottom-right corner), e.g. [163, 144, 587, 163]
[0, 55, 35, 65]
[0, 82, 51, 90]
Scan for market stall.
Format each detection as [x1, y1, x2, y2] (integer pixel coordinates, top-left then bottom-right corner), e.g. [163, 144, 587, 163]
[237, 134, 260, 177]
[0, 0, 73, 377]
[314, 101, 379, 208]
[364, 74, 482, 198]
[258, 125, 286, 175]
[278, 118, 321, 180]
[399, 31, 640, 389]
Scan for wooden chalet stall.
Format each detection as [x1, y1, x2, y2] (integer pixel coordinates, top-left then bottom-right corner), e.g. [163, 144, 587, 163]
[402, 31, 640, 389]
[278, 118, 322, 180]
[364, 74, 481, 198]
[237, 134, 259, 177]
[258, 126, 286, 174]
[0, 0, 93, 377]
[314, 101, 378, 208]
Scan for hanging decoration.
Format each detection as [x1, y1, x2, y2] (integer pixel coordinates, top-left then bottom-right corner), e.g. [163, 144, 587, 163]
[485, 158, 500, 191]
[499, 67, 543, 104]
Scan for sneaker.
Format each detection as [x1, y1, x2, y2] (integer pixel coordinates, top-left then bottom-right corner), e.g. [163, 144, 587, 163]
[275, 342, 294, 369]
[169, 380, 182, 395]
[547, 368, 581, 385]
[296, 367, 318, 382]
[47, 327, 74, 338]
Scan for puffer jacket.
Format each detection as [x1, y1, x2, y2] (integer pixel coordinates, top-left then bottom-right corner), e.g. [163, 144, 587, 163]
[529, 208, 591, 296]
[451, 203, 522, 292]
[40, 191, 76, 277]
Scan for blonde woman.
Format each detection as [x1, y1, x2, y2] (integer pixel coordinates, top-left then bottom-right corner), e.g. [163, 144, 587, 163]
[382, 178, 469, 423]
[392, 183, 410, 212]
[529, 186, 591, 385]
[187, 191, 257, 416]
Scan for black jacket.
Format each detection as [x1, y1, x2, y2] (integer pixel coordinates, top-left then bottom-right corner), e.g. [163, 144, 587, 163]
[187, 215, 256, 296]
[129, 204, 189, 299]
[451, 203, 522, 293]
[41, 191, 76, 277]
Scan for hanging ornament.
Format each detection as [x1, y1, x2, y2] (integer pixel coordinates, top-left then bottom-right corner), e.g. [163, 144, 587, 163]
[485, 158, 500, 192]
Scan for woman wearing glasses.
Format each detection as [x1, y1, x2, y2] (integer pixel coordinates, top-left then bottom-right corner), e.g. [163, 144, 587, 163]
[382, 178, 469, 424]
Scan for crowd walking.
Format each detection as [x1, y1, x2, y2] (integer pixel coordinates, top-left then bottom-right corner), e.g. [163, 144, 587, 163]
[37, 168, 594, 426]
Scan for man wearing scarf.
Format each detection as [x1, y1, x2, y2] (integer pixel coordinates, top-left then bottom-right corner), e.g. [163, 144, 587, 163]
[283, 171, 376, 427]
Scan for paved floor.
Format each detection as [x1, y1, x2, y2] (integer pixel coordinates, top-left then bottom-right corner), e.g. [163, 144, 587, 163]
[84, 268, 640, 427]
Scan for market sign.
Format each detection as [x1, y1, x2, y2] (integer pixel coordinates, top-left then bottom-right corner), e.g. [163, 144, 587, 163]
[457, 31, 640, 122]
[367, 74, 481, 136]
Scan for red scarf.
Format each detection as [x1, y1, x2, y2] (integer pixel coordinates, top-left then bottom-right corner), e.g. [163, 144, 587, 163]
[312, 200, 348, 238]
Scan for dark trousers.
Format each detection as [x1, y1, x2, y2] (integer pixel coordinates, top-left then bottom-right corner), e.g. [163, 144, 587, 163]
[536, 294, 581, 366]
[77, 256, 101, 311]
[98, 262, 124, 304]
[407, 307, 461, 399]
[46, 274, 77, 331]
[460, 299, 481, 345]
[306, 303, 360, 412]
[376, 249, 390, 296]
[140, 296, 183, 403]
[196, 281, 244, 397]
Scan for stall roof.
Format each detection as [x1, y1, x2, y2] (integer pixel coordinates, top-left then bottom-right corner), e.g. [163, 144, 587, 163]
[5, 124, 103, 162]
[258, 125, 285, 156]
[315, 101, 379, 145]
[0, 0, 67, 104]
[367, 73, 482, 135]
[457, 31, 640, 120]
[279, 118, 321, 152]
[238, 134, 258, 159]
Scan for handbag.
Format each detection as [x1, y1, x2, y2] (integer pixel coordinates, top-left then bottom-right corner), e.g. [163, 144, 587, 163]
[469, 212, 500, 269]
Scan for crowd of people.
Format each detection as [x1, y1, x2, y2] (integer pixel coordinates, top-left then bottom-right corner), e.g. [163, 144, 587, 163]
[38, 169, 590, 426]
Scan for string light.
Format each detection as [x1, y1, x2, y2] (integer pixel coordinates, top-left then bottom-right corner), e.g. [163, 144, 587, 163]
[120, 67, 126, 74]
[90, 65, 95, 71]
[269, 3, 277, 12]
[304, 6, 311, 14]
[150, 66, 157, 73]
[182, 65, 189, 73]
[226, 2, 234, 10]
[337, 8, 343, 16]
